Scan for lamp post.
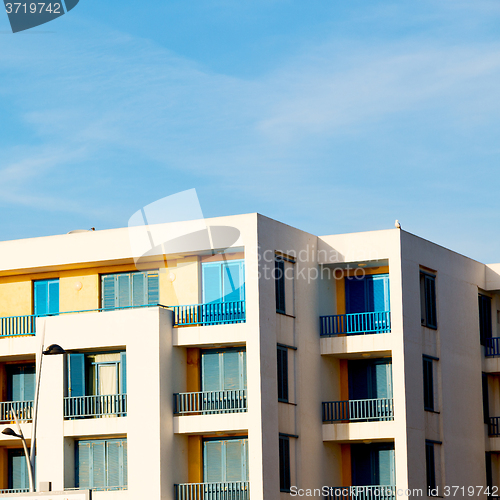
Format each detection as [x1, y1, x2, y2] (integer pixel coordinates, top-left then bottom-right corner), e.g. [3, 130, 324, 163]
[3, 328, 66, 493]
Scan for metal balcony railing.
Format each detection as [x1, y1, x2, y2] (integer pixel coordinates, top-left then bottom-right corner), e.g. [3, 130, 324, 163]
[489, 417, 500, 436]
[322, 398, 394, 423]
[64, 394, 127, 419]
[0, 488, 30, 494]
[175, 482, 249, 500]
[172, 301, 246, 327]
[0, 400, 34, 422]
[486, 338, 500, 357]
[174, 390, 247, 415]
[324, 486, 396, 500]
[320, 311, 391, 337]
[0, 314, 36, 337]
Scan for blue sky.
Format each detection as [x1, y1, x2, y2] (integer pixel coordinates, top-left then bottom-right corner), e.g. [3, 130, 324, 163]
[1, 0, 499, 263]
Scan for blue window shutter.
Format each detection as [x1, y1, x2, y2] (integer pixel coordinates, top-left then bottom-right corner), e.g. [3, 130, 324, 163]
[8, 366, 23, 401]
[76, 442, 91, 489]
[223, 351, 240, 390]
[132, 272, 146, 307]
[48, 280, 59, 315]
[102, 276, 116, 309]
[223, 261, 243, 302]
[202, 263, 222, 304]
[204, 440, 223, 482]
[34, 280, 48, 316]
[147, 272, 160, 305]
[242, 351, 247, 389]
[374, 361, 391, 399]
[202, 352, 221, 391]
[23, 365, 36, 401]
[9, 449, 29, 489]
[377, 446, 395, 485]
[117, 274, 131, 308]
[120, 352, 127, 394]
[226, 439, 246, 482]
[106, 441, 121, 487]
[92, 441, 106, 489]
[69, 353, 86, 398]
[345, 277, 366, 314]
[370, 274, 390, 312]
[122, 440, 128, 487]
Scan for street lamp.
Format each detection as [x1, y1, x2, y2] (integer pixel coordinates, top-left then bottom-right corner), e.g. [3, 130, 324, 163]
[4, 334, 67, 493]
[2, 413, 34, 491]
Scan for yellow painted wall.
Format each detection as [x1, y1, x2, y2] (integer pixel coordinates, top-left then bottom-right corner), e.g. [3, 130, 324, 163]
[341, 444, 351, 486]
[163, 257, 200, 306]
[0, 277, 33, 316]
[187, 348, 200, 392]
[188, 436, 203, 482]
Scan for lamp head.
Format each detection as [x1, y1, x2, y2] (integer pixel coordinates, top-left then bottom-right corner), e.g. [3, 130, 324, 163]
[43, 344, 66, 355]
[2, 427, 21, 439]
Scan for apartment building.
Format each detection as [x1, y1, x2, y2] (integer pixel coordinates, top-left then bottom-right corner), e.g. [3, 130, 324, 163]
[0, 213, 499, 499]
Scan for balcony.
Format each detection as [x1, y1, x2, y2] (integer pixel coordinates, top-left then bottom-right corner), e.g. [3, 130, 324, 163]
[322, 399, 394, 423]
[174, 482, 249, 500]
[324, 486, 395, 500]
[172, 301, 245, 327]
[63, 394, 127, 419]
[486, 338, 500, 357]
[0, 400, 33, 422]
[0, 315, 35, 337]
[174, 390, 247, 415]
[320, 311, 391, 337]
[489, 417, 500, 436]
[0, 488, 30, 494]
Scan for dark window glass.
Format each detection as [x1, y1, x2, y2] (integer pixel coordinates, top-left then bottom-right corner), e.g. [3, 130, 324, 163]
[423, 357, 434, 411]
[277, 347, 288, 402]
[479, 294, 492, 346]
[279, 435, 291, 492]
[425, 441, 436, 491]
[420, 272, 437, 329]
[275, 258, 285, 314]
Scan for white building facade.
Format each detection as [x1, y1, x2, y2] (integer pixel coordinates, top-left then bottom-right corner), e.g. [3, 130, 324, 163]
[0, 213, 498, 499]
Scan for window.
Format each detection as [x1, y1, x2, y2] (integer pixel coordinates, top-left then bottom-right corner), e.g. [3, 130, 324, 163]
[202, 260, 245, 304]
[275, 257, 285, 313]
[351, 443, 395, 486]
[101, 271, 159, 309]
[425, 441, 436, 492]
[67, 351, 126, 418]
[7, 364, 35, 402]
[423, 356, 435, 411]
[277, 346, 288, 402]
[8, 449, 30, 490]
[201, 349, 246, 392]
[34, 279, 59, 316]
[279, 434, 291, 492]
[348, 359, 393, 400]
[479, 294, 492, 346]
[203, 438, 248, 483]
[420, 272, 437, 329]
[483, 372, 490, 425]
[76, 438, 127, 490]
[345, 274, 390, 314]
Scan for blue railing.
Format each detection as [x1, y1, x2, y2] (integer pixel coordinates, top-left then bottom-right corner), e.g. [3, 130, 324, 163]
[324, 486, 395, 500]
[64, 394, 127, 419]
[175, 482, 249, 500]
[486, 338, 500, 357]
[172, 301, 246, 326]
[0, 400, 33, 423]
[320, 311, 391, 337]
[322, 398, 394, 423]
[0, 315, 36, 337]
[174, 390, 247, 415]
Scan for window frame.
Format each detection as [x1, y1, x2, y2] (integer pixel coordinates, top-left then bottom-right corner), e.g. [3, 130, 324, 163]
[275, 257, 286, 314]
[420, 271, 437, 329]
[423, 356, 435, 412]
[425, 440, 437, 493]
[279, 434, 291, 492]
[479, 294, 493, 346]
[277, 346, 289, 403]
